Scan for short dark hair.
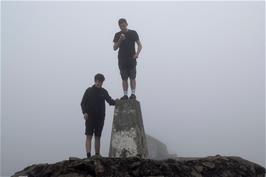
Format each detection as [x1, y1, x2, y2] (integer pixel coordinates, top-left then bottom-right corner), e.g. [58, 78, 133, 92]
[94, 73, 105, 82]
[118, 18, 127, 25]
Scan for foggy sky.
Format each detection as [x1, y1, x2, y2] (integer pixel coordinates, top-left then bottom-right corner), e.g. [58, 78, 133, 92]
[1, 1, 265, 176]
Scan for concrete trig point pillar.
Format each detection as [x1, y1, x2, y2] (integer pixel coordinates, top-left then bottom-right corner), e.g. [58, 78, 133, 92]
[109, 99, 148, 158]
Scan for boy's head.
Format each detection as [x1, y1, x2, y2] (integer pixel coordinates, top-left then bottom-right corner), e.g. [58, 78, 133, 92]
[118, 18, 128, 32]
[94, 73, 105, 88]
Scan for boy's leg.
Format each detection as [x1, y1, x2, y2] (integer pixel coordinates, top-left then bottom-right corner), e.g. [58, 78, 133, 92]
[85, 118, 94, 158]
[130, 79, 136, 92]
[94, 118, 104, 155]
[120, 68, 129, 99]
[95, 136, 101, 155]
[129, 66, 137, 99]
[86, 135, 92, 157]
[122, 80, 128, 95]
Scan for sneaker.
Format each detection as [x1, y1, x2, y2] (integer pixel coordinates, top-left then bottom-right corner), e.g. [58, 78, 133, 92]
[86, 152, 91, 158]
[120, 95, 129, 100]
[129, 94, 136, 99]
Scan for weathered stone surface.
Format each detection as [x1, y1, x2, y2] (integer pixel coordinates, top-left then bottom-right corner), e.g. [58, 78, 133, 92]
[11, 155, 266, 177]
[109, 99, 148, 158]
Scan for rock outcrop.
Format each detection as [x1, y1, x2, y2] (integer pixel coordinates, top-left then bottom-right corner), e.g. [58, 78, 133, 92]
[109, 99, 148, 158]
[12, 155, 265, 177]
[146, 134, 172, 160]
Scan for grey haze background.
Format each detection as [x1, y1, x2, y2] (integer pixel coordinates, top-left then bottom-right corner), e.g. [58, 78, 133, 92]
[1, 1, 265, 176]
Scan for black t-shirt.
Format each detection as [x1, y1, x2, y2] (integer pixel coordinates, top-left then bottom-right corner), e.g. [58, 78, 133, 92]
[113, 29, 139, 59]
[80, 85, 115, 118]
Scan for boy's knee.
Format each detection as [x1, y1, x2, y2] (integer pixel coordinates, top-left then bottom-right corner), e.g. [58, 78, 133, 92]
[86, 135, 92, 139]
[94, 136, 101, 140]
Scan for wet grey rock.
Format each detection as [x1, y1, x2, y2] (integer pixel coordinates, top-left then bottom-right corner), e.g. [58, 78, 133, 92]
[57, 173, 84, 177]
[69, 157, 81, 161]
[202, 161, 215, 168]
[11, 155, 266, 177]
[190, 169, 203, 177]
[194, 165, 203, 173]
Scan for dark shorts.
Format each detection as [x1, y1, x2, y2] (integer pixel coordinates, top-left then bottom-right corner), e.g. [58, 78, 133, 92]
[85, 117, 105, 137]
[119, 66, 136, 81]
[118, 57, 137, 81]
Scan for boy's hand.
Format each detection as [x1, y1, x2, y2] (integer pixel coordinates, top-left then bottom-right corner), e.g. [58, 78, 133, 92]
[133, 54, 139, 59]
[119, 34, 126, 41]
[83, 113, 89, 120]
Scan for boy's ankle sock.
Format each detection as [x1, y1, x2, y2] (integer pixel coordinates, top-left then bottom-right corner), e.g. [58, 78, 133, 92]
[87, 152, 91, 158]
[124, 90, 128, 96]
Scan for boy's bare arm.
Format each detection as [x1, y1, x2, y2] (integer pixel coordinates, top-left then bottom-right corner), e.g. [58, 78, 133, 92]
[133, 40, 142, 59]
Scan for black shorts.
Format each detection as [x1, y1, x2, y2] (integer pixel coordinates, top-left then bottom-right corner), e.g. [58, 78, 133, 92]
[85, 117, 105, 137]
[118, 57, 137, 81]
[119, 66, 136, 81]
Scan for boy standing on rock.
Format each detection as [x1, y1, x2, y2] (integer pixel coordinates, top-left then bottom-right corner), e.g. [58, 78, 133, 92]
[81, 73, 116, 158]
[113, 18, 142, 100]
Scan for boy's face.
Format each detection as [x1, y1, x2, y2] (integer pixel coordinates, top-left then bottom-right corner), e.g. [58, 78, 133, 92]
[95, 80, 103, 88]
[119, 22, 128, 32]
